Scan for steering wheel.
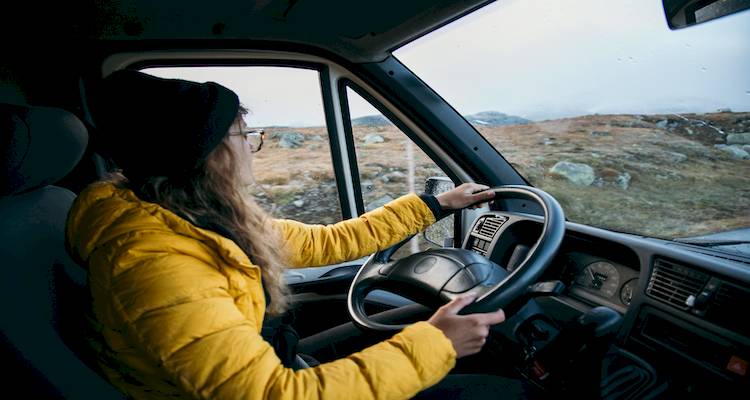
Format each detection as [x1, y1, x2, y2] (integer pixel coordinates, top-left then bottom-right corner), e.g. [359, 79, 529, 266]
[347, 185, 565, 331]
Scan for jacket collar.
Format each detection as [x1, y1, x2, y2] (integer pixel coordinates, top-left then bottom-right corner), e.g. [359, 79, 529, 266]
[68, 182, 257, 271]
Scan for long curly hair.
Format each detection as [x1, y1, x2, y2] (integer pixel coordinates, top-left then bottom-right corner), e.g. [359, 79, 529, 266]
[107, 108, 290, 315]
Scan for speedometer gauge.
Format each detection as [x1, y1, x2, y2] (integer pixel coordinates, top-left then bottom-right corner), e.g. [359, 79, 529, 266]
[575, 261, 620, 298]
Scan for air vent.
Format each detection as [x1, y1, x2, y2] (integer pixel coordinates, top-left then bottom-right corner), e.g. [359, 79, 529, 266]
[647, 258, 709, 310]
[474, 216, 507, 239]
[706, 281, 750, 336]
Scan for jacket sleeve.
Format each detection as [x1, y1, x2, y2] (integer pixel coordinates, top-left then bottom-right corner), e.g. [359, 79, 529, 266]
[108, 249, 456, 400]
[274, 193, 436, 268]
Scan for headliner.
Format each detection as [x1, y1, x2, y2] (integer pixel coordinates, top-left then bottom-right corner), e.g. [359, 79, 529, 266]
[8, 0, 493, 63]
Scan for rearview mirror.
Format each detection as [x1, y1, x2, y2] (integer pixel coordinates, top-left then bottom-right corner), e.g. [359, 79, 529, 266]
[662, 0, 750, 29]
[423, 177, 455, 247]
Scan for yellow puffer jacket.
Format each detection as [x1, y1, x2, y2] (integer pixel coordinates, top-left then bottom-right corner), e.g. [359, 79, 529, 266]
[66, 182, 456, 400]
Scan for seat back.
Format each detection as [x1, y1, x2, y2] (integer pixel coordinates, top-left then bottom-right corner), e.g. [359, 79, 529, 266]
[0, 103, 124, 398]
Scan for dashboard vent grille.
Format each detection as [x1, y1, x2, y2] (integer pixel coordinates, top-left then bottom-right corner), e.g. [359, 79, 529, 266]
[475, 216, 506, 239]
[647, 258, 709, 310]
[707, 281, 750, 336]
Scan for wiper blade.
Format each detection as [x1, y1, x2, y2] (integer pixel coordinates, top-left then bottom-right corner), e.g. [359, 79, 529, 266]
[673, 238, 750, 247]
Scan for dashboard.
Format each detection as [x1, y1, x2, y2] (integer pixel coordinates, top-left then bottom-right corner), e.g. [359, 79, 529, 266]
[461, 212, 641, 313]
[459, 210, 750, 394]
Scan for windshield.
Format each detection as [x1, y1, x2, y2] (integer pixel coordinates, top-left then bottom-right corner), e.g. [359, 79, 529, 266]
[395, 0, 750, 255]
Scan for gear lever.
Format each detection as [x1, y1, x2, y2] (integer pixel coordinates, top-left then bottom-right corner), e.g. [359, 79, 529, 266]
[526, 306, 623, 398]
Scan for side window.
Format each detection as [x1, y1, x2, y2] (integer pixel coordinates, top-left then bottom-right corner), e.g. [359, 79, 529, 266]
[344, 86, 453, 256]
[143, 66, 342, 224]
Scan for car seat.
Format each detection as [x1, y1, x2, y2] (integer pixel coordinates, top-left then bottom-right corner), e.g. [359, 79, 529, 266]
[0, 103, 125, 398]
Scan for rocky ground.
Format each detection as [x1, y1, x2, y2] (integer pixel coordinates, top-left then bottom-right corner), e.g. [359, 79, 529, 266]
[249, 111, 750, 239]
[481, 111, 750, 238]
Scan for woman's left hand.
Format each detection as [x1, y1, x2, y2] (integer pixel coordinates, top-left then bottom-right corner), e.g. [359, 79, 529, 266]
[436, 183, 495, 210]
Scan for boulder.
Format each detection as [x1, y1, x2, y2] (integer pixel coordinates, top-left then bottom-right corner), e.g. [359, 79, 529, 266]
[362, 134, 384, 145]
[727, 133, 750, 145]
[360, 180, 375, 194]
[380, 171, 406, 183]
[715, 144, 750, 160]
[615, 172, 631, 190]
[549, 161, 595, 186]
[272, 131, 305, 148]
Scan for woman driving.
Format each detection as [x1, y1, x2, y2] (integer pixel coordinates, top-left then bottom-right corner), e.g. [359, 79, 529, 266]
[66, 70, 520, 399]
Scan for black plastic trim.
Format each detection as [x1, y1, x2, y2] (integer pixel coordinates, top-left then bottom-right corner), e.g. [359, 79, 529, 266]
[335, 82, 366, 216]
[320, 66, 356, 219]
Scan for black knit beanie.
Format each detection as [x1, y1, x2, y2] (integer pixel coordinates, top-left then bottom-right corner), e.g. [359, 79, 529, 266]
[92, 70, 240, 180]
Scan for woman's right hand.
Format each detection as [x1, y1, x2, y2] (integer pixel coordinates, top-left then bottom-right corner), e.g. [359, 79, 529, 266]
[427, 295, 506, 358]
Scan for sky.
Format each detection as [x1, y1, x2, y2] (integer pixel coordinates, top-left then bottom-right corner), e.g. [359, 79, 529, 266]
[395, 0, 750, 122]
[148, 0, 750, 126]
[145, 66, 330, 127]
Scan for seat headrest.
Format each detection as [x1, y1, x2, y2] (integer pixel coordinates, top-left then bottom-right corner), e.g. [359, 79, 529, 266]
[1, 103, 88, 196]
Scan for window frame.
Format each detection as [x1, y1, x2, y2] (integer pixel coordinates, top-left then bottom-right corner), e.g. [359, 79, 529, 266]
[95, 50, 473, 224]
[338, 79, 463, 216]
[98, 52, 358, 221]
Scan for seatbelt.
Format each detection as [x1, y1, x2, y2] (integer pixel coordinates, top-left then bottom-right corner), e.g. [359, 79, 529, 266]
[196, 222, 307, 369]
[259, 283, 308, 369]
[260, 309, 300, 368]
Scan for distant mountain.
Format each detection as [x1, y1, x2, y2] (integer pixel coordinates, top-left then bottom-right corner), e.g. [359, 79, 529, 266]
[352, 115, 391, 126]
[351, 111, 530, 127]
[463, 111, 531, 126]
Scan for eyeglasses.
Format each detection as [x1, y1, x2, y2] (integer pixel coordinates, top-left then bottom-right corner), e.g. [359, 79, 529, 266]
[229, 129, 265, 153]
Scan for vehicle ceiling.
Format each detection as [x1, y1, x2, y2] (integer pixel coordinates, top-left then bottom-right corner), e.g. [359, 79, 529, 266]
[8, 0, 492, 63]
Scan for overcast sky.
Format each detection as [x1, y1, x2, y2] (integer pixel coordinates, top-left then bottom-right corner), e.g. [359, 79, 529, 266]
[148, 0, 750, 126]
[395, 0, 750, 122]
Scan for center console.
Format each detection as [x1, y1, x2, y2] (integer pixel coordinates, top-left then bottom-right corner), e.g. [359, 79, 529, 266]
[512, 306, 664, 398]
